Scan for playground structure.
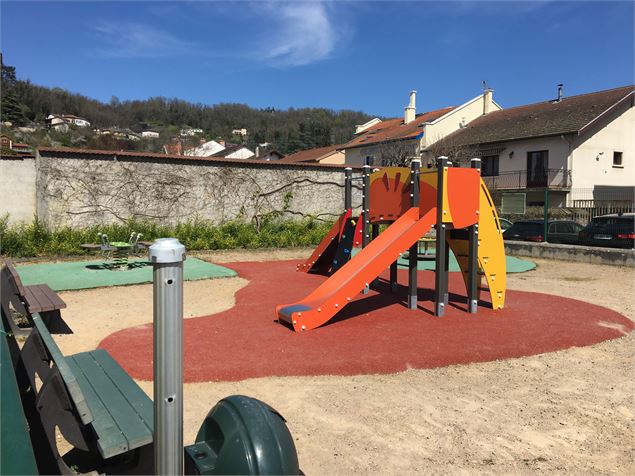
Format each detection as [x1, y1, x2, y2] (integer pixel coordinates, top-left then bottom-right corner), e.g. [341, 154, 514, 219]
[277, 157, 507, 332]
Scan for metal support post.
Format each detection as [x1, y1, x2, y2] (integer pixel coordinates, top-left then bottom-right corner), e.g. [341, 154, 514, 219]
[408, 159, 421, 310]
[434, 156, 449, 316]
[149, 238, 186, 476]
[543, 188, 549, 242]
[390, 261, 398, 293]
[467, 158, 481, 313]
[362, 164, 371, 294]
[344, 167, 352, 211]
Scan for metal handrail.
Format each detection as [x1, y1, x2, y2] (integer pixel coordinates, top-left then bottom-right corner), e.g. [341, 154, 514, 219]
[482, 169, 572, 190]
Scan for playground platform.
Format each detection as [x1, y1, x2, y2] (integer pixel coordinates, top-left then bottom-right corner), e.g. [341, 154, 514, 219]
[15, 257, 236, 291]
[99, 260, 633, 383]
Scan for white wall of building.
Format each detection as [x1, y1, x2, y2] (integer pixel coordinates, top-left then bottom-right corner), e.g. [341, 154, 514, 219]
[0, 157, 36, 223]
[422, 93, 502, 148]
[495, 136, 571, 175]
[570, 106, 635, 190]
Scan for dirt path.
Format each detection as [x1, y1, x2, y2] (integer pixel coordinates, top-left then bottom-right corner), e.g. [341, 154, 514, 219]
[54, 250, 634, 474]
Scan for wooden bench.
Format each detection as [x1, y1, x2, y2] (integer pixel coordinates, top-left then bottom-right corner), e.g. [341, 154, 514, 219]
[18, 313, 154, 474]
[0, 312, 39, 475]
[1, 260, 70, 335]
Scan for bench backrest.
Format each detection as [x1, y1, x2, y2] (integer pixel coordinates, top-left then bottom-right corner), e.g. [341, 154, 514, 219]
[1, 312, 39, 474]
[2, 260, 26, 297]
[1, 261, 28, 317]
[31, 313, 94, 424]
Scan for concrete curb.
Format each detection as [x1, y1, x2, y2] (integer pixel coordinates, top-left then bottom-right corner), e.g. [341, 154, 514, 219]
[504, 241, 634, 267]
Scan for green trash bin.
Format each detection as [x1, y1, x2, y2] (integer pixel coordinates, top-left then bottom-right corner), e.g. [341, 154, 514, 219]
[184, 395, 300, 475]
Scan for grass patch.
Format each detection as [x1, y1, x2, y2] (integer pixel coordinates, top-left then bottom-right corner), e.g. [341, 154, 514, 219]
[0, 214, 333, 258]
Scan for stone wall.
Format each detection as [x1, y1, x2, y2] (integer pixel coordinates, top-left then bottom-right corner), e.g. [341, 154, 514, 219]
[0, 156, 36, 224]
[36, 149, 362, 228]
[505, 240, 634, 267]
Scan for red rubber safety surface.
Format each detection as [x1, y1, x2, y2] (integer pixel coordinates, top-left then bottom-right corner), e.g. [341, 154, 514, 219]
[99, 260, 634, 383]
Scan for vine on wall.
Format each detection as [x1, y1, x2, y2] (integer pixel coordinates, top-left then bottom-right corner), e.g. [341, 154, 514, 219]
[38, 156, 360, 227]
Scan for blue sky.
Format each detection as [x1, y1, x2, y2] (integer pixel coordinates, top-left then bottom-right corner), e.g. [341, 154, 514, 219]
[1, 1, 633, 117]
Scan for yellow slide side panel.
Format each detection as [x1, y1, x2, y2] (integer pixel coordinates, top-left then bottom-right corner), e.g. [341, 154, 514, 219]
[477, 180, 506, 309]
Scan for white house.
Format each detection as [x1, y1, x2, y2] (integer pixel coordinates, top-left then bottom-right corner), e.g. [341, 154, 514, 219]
[180, 128, 203, 137]
[184, 139, 226, 157]
[46, 114, 91, 131]
[211, 144, 255, 159]
[341, 90, 502, 165]
[232, 128, 248, 137]
[444, 85, 634, 206]
[141, 130, 160, 139]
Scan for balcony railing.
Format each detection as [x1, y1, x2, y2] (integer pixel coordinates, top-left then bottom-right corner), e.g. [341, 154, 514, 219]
[481, 169, 572, 190]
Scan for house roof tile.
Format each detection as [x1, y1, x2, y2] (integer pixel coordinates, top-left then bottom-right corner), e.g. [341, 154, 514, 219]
[340, 107, 455, 150]
[445, 85, 634, 146]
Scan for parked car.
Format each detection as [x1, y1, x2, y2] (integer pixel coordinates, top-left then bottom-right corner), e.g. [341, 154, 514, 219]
[498, 218, 513, 233]
[504, 220, 583, 244]
[578, 213, 635, 249]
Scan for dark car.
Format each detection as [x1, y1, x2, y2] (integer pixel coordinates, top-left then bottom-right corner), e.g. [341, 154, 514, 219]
[578, 213, 635, 249]
[504, 220, 583, 244]
[499, 218, 513, 233]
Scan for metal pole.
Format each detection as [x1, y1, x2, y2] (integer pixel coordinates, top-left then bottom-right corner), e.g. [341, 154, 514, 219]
[344, 167, 352, 211]
[362, 164, 371, 294]
[543, 188, 549, 243]
[150, 238, 186, 476]
[434, 156, 449, 316]
[408, 159, 421, 310]
[467, 158, 481, 313]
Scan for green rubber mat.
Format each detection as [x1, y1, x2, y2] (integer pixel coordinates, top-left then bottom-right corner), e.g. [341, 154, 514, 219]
[352, 249, 535, 273]
[396, 253, 536, 273]
[16, 258, 237, 292]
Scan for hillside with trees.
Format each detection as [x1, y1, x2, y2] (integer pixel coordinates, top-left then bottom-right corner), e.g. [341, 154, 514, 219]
[1, 58, 373, 154]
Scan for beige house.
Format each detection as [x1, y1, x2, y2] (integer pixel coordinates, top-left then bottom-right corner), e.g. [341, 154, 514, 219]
[280, 144, 345, 165]
[444, 85, 634, 206]
[341, 90, 501, 165]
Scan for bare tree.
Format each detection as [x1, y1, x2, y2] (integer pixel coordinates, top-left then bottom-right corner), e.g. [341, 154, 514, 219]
[376, 139, 419, 166]
[422, 134, 479, 168]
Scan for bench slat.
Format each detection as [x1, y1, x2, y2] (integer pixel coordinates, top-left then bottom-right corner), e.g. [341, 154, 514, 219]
[23, 285, 47, 312]
[91, 349, 154, 428]
[70, 351, 153, 457]
[32, 314, 93, 424]
[1, 315, 39, 475]
[66, 356, 130, 459]
[25, 284, 66, 313]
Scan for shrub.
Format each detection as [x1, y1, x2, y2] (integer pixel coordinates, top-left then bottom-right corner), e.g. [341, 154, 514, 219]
[0, 215, 333, 258]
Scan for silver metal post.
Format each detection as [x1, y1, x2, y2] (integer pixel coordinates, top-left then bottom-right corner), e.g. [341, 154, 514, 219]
[149, 238, 186, 476]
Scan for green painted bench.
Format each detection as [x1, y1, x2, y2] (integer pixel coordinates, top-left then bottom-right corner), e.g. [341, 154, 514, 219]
[0, 312, 39, 475]
[1, 260, 71, 336]
[19, 313, 154, 474]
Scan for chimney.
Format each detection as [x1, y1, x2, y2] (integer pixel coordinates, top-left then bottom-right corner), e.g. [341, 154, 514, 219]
[404, 90, 416, 124]
[218, 139, 225, 147]
[557, 83, 564, 102]
[483, 88, 493, 115]
[255, 146, 260, 158]
[199, 138, 206, 145]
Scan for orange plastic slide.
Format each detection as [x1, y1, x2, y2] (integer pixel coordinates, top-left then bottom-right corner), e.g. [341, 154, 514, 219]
[277, 207, 437, 331]
[297, 209, 352, 273]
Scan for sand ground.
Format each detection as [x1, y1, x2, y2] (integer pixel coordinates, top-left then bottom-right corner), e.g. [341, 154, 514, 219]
[52, 249, 634, 474]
